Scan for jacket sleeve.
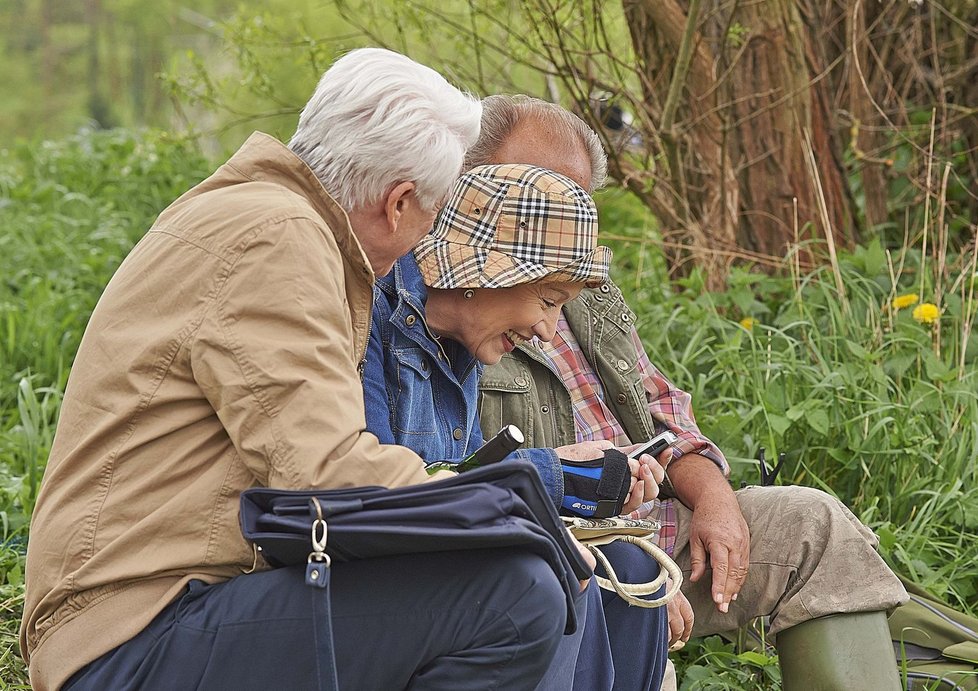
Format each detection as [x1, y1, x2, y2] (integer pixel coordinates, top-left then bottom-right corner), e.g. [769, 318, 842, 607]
[190, 215, 431, 489]
[512, 448, 564, 505]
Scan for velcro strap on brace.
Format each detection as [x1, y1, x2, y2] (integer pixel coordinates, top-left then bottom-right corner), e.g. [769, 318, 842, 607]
[559, 449, 631, 518]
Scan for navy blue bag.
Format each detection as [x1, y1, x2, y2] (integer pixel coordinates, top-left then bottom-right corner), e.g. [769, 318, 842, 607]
[239, 460, 589, 690]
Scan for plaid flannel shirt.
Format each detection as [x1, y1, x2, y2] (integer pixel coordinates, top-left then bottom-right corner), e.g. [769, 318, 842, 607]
[534, 314, 729, 554]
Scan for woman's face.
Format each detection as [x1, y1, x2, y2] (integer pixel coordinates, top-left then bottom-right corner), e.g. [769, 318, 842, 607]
[455, 282, 584, 365]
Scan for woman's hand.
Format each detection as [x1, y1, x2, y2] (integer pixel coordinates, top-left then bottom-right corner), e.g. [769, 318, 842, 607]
[616, 446, 666, 513]
[557, 440, 664, 514]
[569, 532, 596, 592]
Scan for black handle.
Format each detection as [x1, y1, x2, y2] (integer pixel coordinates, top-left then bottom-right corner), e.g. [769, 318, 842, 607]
[458, 425, 525, 470]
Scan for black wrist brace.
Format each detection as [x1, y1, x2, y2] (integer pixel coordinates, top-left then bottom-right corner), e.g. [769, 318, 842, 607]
[559, 449, 630, 518]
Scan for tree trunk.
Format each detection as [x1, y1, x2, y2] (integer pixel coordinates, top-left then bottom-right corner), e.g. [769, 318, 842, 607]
[621, 0, 739, 287]
[846, 0, 890, 232]
[616, 0, 856, 282]
[709, 0, 857, 259]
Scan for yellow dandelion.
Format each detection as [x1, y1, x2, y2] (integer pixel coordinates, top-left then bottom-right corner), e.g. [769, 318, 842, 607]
[912, 303, 940, 324]
[892, 293, 918, 310]
[739, 317, 756, 330]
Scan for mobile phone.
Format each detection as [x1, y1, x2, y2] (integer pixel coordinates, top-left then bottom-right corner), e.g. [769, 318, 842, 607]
[627, 430, 678, 459]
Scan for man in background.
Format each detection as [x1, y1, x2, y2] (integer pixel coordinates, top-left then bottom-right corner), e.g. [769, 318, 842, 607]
[473, 94, 908, 690]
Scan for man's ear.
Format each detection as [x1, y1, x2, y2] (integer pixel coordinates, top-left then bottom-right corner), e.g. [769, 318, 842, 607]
[384, 181, 417, 235]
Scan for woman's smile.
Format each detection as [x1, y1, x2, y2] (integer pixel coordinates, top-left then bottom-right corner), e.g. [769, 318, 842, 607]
[428, 282, 583, 365]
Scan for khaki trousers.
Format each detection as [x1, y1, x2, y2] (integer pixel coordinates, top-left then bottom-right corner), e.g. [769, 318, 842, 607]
[672, 485, 908, 637]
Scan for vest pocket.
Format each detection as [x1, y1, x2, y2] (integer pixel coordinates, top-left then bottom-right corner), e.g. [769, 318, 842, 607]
[478, 380, 534, 448]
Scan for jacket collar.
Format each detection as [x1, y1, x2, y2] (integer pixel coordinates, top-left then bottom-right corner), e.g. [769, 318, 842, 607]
[379, 253, 429, 313]
[380, 254, 480, 382]
[226, 132, 374, 284]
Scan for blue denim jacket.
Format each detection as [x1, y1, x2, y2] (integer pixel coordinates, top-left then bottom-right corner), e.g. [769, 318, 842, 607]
[363, 254, 563, 502]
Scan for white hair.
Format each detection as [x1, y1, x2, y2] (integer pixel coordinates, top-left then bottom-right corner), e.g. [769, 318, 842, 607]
[288, 48, 482, 211]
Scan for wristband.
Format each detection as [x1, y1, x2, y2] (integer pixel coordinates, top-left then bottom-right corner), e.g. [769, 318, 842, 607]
[560, 449, 630, 518]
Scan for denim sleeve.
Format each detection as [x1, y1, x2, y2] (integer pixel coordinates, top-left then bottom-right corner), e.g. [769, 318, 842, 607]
[362, 316, 396, 445]
[510, 447, 564, 506]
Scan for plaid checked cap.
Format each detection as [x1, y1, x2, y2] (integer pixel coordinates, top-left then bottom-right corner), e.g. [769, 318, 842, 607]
[414, 164, 612, 289]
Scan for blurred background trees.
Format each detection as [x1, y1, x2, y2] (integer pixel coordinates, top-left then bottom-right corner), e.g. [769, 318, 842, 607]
[2, 0, 218, 135]
[4, 1, 975, 287]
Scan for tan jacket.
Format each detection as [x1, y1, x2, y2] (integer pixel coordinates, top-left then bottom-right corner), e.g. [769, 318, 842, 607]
[21, 133, 432, 690]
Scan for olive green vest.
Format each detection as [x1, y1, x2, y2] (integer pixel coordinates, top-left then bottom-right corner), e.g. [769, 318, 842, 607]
[478, 281, 657, 448]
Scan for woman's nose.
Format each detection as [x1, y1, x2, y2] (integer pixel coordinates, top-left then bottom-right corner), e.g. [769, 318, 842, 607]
[534, 314, 559, 342]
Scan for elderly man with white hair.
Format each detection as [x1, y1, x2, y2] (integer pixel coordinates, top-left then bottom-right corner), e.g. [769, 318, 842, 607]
[21, 49, 572, 691]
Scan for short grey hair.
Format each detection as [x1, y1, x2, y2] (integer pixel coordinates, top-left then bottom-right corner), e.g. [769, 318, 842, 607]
[464, 95, 607, 192]
[289, 48, 482, 211]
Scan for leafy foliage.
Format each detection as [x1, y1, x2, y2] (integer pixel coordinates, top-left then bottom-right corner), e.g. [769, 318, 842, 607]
[0, 129, 210, 687]
[601, 229, 978, 614]
[676, 635, 781, 691]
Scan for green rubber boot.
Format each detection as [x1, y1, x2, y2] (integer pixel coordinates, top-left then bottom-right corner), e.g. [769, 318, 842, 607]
[777, 611, 901, 691]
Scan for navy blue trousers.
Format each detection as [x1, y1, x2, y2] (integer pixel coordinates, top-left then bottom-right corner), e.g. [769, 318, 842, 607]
[539, 541, 669, 691]
[65, 549, 570, 691]
[537, 577, 613, 690]
[597, 541, 670, 691]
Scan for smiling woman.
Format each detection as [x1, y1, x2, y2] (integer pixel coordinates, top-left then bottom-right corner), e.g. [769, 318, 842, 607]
[362, 163, 670, 691]
[363, 162, 611, 467]
[425, 281, 584, 364]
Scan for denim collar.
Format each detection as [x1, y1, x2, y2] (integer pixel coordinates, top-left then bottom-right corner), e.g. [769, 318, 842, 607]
[377, 253, 428, 314]
[378, 254, 480, 383]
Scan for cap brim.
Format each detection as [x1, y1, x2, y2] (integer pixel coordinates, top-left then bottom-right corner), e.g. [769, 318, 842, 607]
[415, 237, 611, 290]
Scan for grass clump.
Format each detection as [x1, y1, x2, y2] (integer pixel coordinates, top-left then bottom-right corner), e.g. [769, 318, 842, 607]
[0, 128, 210, 686]
[613, 247, 978, 613]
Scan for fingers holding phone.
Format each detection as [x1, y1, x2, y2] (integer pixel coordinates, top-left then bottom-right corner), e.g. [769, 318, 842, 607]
[621, 453, 664, 510]
[620, 431, 676, 507]
[622, 458, 656, 512]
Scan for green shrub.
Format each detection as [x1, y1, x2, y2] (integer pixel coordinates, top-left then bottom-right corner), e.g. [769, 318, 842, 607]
[0, 128, 210, 686]
[602, 227, 977, 612]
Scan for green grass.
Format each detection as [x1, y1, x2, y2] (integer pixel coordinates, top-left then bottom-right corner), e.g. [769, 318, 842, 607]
[607, 250, 978, 613]
[0, 128, 210, 687]
[1, 131, 975, 688]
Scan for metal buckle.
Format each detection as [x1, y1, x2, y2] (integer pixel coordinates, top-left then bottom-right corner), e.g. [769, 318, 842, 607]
[307, 497, 331, 568]
[305, 497, 331, 588]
